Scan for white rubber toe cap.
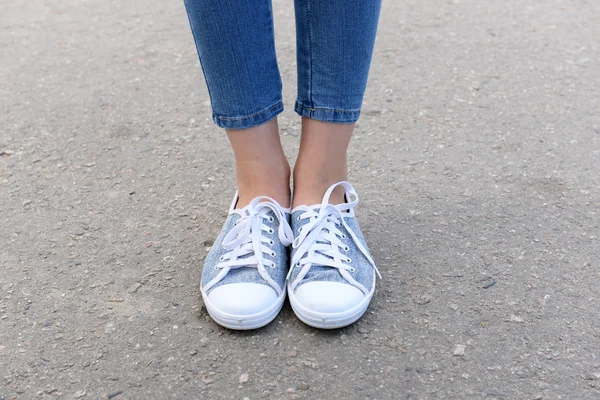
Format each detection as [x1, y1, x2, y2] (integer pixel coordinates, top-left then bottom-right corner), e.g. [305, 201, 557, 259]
[294, 281, 365, 314]
[207, 283, 278, 316]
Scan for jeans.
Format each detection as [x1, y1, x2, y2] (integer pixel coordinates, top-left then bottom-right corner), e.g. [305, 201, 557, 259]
[184, 0, 382, 130]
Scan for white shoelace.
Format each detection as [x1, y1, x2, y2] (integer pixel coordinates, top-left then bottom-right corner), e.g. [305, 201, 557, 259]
[288, 182, 382, 293]
[205, 197, 293, 295]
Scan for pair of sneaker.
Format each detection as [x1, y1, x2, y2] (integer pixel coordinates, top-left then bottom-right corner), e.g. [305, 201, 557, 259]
[200, 181, 381, 330]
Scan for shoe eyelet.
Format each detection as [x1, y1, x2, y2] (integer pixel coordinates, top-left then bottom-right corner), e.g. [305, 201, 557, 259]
[268, 216, 274, 222]
[346, 257, 352, 263]
[269, 240, 275, 245]
[343, 246, 350, 252]
[268, 228, 274, 234]
[271, 251, 276, 257]
[341, 234, 347, 239]
[214, 266, 219, 270]
[296, 215, 301, 221]
[219, 255, 224, 261]
[350, 267, 356, 273]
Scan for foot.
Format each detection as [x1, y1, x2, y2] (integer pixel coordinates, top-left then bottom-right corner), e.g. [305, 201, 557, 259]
[201, 192, 294, 330]
[287, 181, 381, 329]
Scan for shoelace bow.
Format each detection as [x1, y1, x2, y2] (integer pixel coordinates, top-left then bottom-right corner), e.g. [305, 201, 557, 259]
[287, 182, 382, 293]
[211, 197, 293, 295]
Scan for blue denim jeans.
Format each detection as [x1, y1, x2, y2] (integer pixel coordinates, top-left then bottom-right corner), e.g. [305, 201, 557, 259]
[184, 0, 381, 129]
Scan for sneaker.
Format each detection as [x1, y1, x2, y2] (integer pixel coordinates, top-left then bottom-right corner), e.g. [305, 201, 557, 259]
[201, 193, 293, 330]
[287, 181, 381, 329]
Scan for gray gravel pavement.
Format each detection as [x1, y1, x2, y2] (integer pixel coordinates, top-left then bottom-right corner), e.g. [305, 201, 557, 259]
[1, 0, 599, 399]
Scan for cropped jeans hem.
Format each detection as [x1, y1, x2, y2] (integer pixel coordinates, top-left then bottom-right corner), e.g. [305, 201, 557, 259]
[294, 101, 361, 124]
[213, 101, 284, 130]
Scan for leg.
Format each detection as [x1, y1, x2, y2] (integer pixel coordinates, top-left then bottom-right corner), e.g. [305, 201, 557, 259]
[292, 0, 382, 207]
[185, 0, 294, 330]
[287, 0, 382, 329]
[184, 0, 290, 208]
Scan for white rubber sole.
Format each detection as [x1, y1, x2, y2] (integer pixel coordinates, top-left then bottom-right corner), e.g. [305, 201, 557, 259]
[287, 283, 374, 329]
[201, 287, 285, 330]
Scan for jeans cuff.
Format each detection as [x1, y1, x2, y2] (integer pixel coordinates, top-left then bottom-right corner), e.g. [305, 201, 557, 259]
[213, 102, 284, 130]
[294, 101, 361, 124]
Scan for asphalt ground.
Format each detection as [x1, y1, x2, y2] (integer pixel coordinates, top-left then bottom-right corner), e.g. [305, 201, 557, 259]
[1, 0, 599, 399]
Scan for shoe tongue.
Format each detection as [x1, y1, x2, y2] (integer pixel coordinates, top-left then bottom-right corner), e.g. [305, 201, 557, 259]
[293, 204, 320, 212]
[302, 204, 349, 217]
[233, 201, 278, 218]
[307, 204, 321, 213]
[297, 205, 321, 222]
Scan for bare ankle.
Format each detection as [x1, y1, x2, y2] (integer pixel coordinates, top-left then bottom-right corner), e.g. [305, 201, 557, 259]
[226, 119, 291, 208]
[291, 118, 353, 208]
[236, 159, 291, 208]
[292, 162, 346, 208]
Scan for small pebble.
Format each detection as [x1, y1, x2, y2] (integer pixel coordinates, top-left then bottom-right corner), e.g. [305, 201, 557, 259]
[510, 315, 524, 323]
[128, 282, 143, 294]
[453, 344, 466, 356]
[104, 323, 116, 335]
[239, 373, 249, 384]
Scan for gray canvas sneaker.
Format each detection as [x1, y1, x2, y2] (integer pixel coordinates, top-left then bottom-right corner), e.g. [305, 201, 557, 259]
[201, 193, 293, 330]
[287, 182, 381, 329]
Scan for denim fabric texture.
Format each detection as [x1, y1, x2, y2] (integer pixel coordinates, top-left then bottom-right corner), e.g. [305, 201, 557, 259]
[202, 209, 290, 295]
[293, 0, 382, 124]
[184, 0, 382, 129]
[184, 0, 283, 129]
[289, 207, 375, 294]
